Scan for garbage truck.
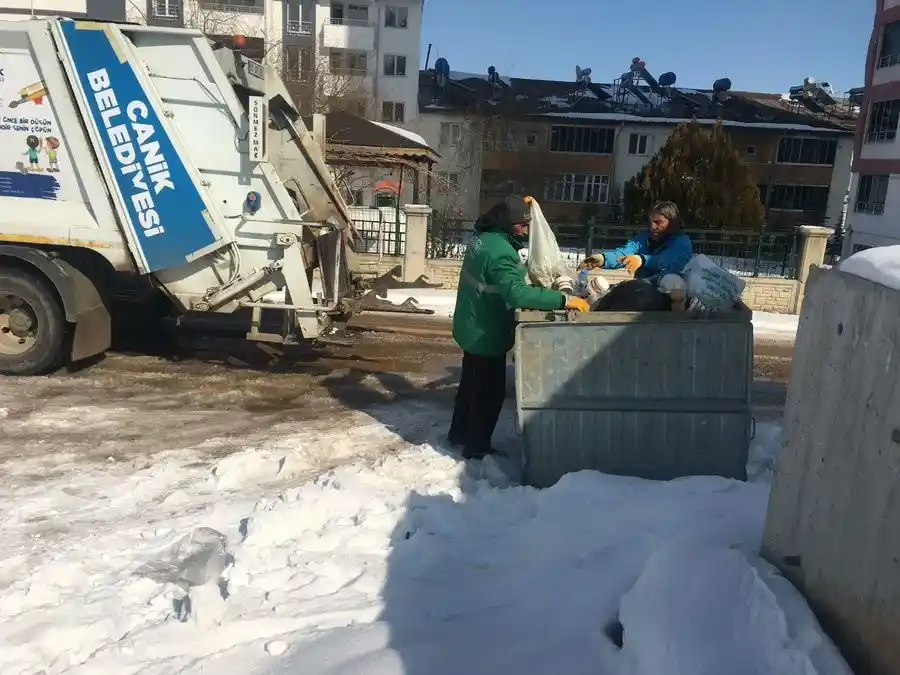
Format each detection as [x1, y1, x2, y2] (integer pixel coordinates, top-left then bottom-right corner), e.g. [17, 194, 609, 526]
[0, 18, 358, 376]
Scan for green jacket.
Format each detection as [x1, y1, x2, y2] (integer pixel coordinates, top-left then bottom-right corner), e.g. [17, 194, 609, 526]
[452, 228, 565, 356]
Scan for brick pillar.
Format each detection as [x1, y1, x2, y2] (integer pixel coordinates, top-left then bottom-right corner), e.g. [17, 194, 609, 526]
[402, 204, 432, 283]
[794, 225, 832, 312]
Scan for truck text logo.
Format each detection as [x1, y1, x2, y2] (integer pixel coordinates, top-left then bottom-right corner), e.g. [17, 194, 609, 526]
[86, 68, 175, 239]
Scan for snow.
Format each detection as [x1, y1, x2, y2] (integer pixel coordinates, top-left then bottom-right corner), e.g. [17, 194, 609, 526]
[450, 69, 512, 86]
[839, 244, 900, 291]
[357, 287, 801, 340]
[0, 393, 851, 675]
[538, 111, 845, 133]
[370, 121, 431, 150]
[753, 311, 799, 340]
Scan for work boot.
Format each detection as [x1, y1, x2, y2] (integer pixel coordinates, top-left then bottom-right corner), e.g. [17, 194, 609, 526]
[462, 446, 505, 460]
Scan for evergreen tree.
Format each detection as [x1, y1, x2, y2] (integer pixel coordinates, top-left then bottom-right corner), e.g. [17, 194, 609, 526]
[623, 120, 765, 230]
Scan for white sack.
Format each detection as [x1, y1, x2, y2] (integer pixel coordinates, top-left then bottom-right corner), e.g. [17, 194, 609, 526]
[682, 254, 745, 311]
[526, 199, 572, 287]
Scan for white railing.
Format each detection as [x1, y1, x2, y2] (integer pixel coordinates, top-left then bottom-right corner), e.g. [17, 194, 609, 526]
[286, 20, 313, 35]
[198, 1, 264, 14]
[328, 17, 371, 27]
[152, 1, 179, 18]
[854, 201, 886, 215]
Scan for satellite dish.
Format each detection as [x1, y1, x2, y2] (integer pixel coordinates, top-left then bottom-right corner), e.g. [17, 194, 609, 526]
[488, 65, 496, 76]
[659, 71, 676, 87]
[576, 65, 582, 79]
[712, 78, 732, 92]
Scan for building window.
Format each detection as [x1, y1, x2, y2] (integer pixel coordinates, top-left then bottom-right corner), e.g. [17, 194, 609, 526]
[525, 133, 537, 148]
[745, 145, 757, 159]
[329, 49, 367, 75]
[854, 175, 889, 215]
[550, 126, 614, 154]
[385, 5, 408, 28]
[867, 100, 900, 143]
[330, 3, 369, 25]
[628, 133, 649, 155]
[375, 191, 397, 207]
[776, 137, 837, 165]
[284, 47, 313, 83]
[152, 0, 179, 18]
[544, 174, 610, 203]
[381, 101, 405, 123]
[439, 122, 461, 146]
[880, 20, 900, 68]
[766, 184, 830, 212]
[351, 189, 365, 206]
[437, 171, 460, 191]
[383, 54, 407, 77]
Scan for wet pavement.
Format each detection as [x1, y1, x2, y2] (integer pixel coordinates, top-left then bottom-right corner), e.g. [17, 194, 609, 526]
[0, 322, 790, 472]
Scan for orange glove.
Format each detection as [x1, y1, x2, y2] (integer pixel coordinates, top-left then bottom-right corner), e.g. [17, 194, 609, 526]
[566, 297, 590, 312]
[618, 255, 643, 275]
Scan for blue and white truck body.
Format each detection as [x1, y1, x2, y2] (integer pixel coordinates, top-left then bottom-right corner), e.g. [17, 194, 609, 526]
[0, 18, 355, 375]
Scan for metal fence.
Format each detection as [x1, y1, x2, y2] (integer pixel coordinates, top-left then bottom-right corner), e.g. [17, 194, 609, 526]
[352, 215, 801, 279]
[351, 207, 407, 257]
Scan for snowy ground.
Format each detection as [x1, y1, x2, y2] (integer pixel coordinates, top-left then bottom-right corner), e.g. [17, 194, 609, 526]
[380, 288, 800, 341]
[0, 333, 848, 675]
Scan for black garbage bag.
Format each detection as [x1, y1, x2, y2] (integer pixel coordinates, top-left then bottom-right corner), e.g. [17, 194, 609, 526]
[593, 279, 671, 312]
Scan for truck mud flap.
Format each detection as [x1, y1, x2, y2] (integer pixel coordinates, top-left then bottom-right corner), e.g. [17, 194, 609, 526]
[0, 246, 111, 360]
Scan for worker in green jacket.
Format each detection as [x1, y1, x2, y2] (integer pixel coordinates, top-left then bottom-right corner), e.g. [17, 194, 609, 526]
[449, 195, 589, 459]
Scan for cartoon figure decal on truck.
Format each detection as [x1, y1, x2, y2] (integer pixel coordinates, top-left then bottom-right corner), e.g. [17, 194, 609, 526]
[0, 56, 67, 199]
[22, 134, 42, 171]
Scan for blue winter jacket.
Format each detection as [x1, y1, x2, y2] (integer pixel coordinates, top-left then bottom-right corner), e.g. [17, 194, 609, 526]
[599, 232, 693, 280]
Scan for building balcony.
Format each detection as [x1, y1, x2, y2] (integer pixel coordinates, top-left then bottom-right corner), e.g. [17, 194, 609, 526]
[197, 1, 264, 14]
[286, 19, 313, 36]
[322, 17, 375, 51]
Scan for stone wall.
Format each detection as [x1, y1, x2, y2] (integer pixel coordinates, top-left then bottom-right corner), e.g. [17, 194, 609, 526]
[353, 254, 801, 314]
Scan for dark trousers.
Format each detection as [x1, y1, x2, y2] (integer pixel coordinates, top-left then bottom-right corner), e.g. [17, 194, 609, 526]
[448, 351, 507, 455]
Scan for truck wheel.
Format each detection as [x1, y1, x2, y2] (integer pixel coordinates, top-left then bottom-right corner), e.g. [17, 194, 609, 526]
[0, 269, 66, 376]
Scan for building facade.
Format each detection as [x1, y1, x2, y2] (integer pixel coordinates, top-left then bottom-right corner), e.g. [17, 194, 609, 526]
[2, 0, 422, 129]
[845, 0, 900, 254]
[417, 69, 857, 230]
[0, 0, 124, 21]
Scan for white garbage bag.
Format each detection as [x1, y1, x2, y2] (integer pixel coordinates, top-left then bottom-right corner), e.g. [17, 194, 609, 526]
[526, 199, 573, 288]
[682, 254, 745, 311]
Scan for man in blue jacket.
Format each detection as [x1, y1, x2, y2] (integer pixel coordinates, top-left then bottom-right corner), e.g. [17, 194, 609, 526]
[582, 201, 692, 280]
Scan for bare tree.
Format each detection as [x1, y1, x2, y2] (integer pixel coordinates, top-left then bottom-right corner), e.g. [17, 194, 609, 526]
[282, 50, 377, 117]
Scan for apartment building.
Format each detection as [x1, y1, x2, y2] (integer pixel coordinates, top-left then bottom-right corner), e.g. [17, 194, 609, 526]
[13, 0, 426, 128]
[0, 0, 124, 21]
[417, 67, 857, 229]
[844, 0, 900, 254]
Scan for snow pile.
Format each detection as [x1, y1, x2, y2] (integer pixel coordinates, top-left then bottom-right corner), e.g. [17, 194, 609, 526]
[382, 288, 457, 317]
[839, 244, 900, 290]
[367, 287, 801, 340]
[0, 413, 851, 675]
[753, 311, 799, 340]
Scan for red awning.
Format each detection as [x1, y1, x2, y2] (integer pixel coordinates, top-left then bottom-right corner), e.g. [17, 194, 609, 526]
[373, 179, 400, 194]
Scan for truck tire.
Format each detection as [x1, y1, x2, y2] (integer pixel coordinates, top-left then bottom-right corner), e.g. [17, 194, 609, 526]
[0, 268, 66, 376]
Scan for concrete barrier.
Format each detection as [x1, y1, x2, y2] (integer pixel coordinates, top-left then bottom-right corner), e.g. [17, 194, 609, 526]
[762, 265, 900, 674]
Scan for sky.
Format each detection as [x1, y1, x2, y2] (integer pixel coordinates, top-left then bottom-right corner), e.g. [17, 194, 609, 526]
[420, 0, 873, 96]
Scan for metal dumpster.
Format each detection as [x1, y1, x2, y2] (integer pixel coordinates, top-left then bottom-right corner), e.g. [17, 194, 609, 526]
[514, 307, 754, 487]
